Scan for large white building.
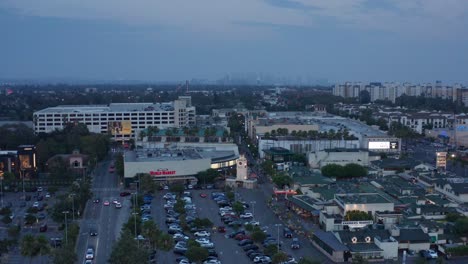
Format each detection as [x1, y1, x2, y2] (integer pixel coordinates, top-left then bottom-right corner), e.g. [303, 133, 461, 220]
[308, 149, 370, 168]
[33, 96, 196, 141]
[123, 142, 239, 186]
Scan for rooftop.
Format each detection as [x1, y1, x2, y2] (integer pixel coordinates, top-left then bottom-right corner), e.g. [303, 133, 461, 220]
[35, 102, 176, 114]
[336, 193, 392, 205]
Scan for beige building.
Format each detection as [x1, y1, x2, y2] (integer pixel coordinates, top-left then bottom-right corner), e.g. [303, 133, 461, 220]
[308, 149, 369, 168]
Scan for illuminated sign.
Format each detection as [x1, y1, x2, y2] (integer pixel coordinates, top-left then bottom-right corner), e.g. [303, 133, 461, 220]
[342, 220, 374, 228]
[149, 168, 176, 176]
[368, 141, 390, 150]
[108, 121, 132, 136]
[390, 141, 399, 149]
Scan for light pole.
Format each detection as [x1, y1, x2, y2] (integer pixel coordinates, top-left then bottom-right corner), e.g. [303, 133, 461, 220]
[250, 201, 256, 220]
[0, 173, 3, 208]
[62, 211, 69, 245]
[275, 223, 282, 252]
[70, 193, 76, 222]
[132, 192, 139, 247]
[21, 169, 25, 199]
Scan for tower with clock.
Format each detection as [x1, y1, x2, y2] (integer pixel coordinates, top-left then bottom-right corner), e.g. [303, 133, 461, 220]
[236, 154, 248, 181]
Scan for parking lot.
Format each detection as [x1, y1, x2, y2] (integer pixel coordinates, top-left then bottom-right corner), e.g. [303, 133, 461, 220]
[153, 185, 333, 264]
[0, 187, 64, 263]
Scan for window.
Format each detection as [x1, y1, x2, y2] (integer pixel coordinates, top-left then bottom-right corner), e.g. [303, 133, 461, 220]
[73, 161, 80, 167]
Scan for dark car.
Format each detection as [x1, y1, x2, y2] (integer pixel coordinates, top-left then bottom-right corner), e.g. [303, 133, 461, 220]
[242, 244, 259, 251]
[217, 226, 226, 233]
[93, 197, 100, 203]
[37, 195, 44, 201]
[291, 238, 300, 249]
[238, 239, 253, 246]
[39, 224, 48, 232]
[50, 237, 62, 248]
[283, 227, 293, 238]
[89, 229, 98, 236]
[229, 230, 245, 238]
[207, 249, 218, 257]
[120, 192, 131, 197]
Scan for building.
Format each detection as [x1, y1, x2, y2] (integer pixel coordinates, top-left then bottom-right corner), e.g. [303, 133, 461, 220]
[123, 143, 239, 186]
[335, 193, 395, 215]
[33, 96, 196, 141]
[434, 181, 468, 203]
[0, 145, 37, 179]
[46, 149, 89, 177]
[308, 149, 369, 168]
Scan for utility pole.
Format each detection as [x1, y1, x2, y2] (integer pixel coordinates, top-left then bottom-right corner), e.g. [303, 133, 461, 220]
[62, 211, 70, 245]
[132, 193, 139, 247]
[275, 223, 282, 252]
[0, 174, 3, 208]
[70, 193, 76, 222]
[21, 169, 26, 199]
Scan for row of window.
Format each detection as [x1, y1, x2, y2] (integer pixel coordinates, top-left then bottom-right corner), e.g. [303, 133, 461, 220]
[37, 111, 179, 118]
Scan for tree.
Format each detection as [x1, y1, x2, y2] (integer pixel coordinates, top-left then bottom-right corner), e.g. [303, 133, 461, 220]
[344, 163, 368, 178]
[47, 156, 69, 179]
[169, 184, 185, 194]
[446, 212, 461, 222]
[251, 229, 267, 243]
[272, 173, 292, 189]
[232, 201, 245, 215]
[196, 169, 219, 185]
[174, 199, 186, 214]
[109, 230, 149, 264]
[454, 217, 468, 236]
[21, 234, 38, 263]
[185, 246, 209, 263]
[138, 174, 157, 194]
[272, 251, 289, 264]
[345, 210, 372, 221]
[321, 164, 345, 178]
[141, 220, 160, 250]
[264, 244, 278, 257]
[52, 245, 77, 264]
[321, 163, 367, 179]
[36, 235, 51, 261]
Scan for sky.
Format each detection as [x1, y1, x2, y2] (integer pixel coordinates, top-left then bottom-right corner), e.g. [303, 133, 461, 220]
[1, 0, 468, 83]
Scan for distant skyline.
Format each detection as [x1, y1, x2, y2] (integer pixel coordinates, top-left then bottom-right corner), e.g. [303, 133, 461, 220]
[1, 0, 468, 83]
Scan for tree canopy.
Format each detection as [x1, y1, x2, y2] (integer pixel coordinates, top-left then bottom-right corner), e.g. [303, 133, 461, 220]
[321, 163, 367, 178]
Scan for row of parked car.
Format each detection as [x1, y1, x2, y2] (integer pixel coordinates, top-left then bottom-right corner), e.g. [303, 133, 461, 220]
[212, 192, 299, 264]
[165, 191, 221, 264]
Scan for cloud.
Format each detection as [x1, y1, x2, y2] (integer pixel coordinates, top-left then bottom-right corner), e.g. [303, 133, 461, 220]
[1, 0, 468, 38]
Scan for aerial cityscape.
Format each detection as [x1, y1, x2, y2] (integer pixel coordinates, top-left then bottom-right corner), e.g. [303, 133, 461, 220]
[1, 1, 468, 264]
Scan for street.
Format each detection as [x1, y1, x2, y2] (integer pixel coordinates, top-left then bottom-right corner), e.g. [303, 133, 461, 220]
[76, 154, 129, 264]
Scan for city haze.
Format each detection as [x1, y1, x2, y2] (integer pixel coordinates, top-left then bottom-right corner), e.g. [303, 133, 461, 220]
[1, 0, 468, 83]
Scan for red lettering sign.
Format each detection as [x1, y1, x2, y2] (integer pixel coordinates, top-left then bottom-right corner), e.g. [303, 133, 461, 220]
[149, 169, 176, 176]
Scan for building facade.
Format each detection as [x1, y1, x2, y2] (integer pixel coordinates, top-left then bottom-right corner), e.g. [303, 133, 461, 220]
[33, 96, 196, 141]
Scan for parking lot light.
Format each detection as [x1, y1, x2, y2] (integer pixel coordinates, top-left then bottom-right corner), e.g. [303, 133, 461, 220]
[274, 223, 282, 252]
[250, 201, 256, 220]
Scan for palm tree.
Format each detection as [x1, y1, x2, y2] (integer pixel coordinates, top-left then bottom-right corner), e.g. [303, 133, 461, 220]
[21, 234, 38, 264]
[36, 235, 51, 263]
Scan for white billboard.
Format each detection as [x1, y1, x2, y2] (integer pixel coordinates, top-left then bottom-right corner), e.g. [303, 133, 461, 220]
[368, 141, 390, 150]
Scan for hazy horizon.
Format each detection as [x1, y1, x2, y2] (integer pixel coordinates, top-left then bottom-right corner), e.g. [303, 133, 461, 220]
[1, 0, 468, 83]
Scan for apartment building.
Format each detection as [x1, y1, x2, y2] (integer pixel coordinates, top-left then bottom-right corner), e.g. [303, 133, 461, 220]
[33, 96, 196, 141]
[333, 81, 467, 104]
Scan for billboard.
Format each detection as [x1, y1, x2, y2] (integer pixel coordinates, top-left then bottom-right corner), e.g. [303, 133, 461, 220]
[436, 152, 447, 169]
[368, 141, 390, 150]
[108, 121, 132, 135]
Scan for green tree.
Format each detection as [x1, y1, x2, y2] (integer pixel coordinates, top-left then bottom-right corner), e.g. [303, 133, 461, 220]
[454, 217, 468, 236]
[109, 229, 149, 264]
[20, 234, 38, 263]
[196, 169, 219, 185]
[264, 244, 278, 257]
[321, 164, 345, 178]
[174, 199, 186, 214]
[36, 235, 51, 261]
[138, 173, 157, 194]
[272, 173, 292, 188]
[232, 201, 245, 215]
[344, 163, 368, 178]
[52, 245, 77, 264]
[185, 245, 209, 263]
[156, 233, 174, 251]
[141, 220, 160, 250]
[345, 210, 373, 221]
[115, 153, 125, 179]
[446, 212, 461, 222]
[272, 251, 289, 264]
[169, 184, 185, 194]
[47, 156, 69, 179]
[251, 229, 267, 243]
[7, 225, 21, 239]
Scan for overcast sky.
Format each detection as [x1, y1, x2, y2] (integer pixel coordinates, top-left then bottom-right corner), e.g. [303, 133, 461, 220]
[1, 0, 468, 83]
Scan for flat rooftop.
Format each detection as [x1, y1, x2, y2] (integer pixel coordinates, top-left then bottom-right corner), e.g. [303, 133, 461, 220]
[35, 102, 175, 114]
[336, 193, 392, 204]
[126, 147, 237, 163]
[262, 112, 389, 138]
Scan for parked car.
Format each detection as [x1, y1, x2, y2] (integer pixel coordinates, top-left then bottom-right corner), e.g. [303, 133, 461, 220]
[194, 231, 211, 237]
[85, 247, 94, 260]
[238, 239, 253, 246]
[120, 192, 131, 197]
[420, 249, 438, 259]
[240, 213, 253, 219]
[39, 224, 48, 232]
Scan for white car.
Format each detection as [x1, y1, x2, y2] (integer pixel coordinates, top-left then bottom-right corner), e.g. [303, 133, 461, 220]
[245, 220, 260, 226]
[194, 231, 211, 237]
[134, 235, 145, 240]
[240, 213, 253, 219]
[203, 260, 221, 264]
[200, 242, 214, 248]
[85, 247, 94, 260]
[115, 202, 122, 208]
[173, 233, 189, 241]
[425, 250, 438, 259]
[195, 238, 211, 244]
[33, 202, 39, 208]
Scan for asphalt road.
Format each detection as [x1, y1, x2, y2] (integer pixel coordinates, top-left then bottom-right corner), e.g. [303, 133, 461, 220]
[76, 154, 130, 264]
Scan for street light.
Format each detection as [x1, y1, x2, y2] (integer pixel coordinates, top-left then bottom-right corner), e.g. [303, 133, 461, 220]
[0, 173, 3, 208]
[69, 193, 76, 222]
[62, 211, 70, 245]
[274, 223, 282, 252]
[132, 192, 139, 247]
[20, 169, 25, 199]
